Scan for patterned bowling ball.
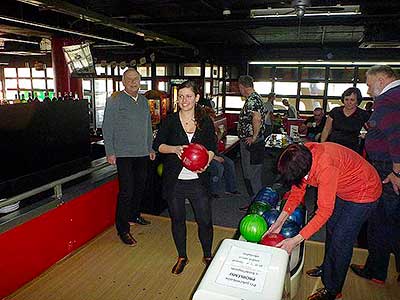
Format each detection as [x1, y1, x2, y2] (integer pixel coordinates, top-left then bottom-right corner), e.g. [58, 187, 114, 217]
[181, 143, 209, 171]
[240, 214, 268, 243]
[262, 209, 280, 227]
[280, 220, 301, 238]
[254, 187, 280, 208]
[248, 201, 272, 216]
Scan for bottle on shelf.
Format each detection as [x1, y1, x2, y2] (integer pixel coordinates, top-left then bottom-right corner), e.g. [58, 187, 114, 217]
[68, 91, 74, 101]
[51, 93, 57, 102]
[33, 92, 40, 103]
[43, 91, 52, 103]
[14, 94, 21, 104]
[57, 91, 63, 102]
[63, 92, 68, 101]
[74, 92, 79, 101]
[20, 94, 26, 103]
[27, 92, 33, 103]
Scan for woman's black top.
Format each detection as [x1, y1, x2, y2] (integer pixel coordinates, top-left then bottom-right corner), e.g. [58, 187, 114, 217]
[328, 106, 370, 152]
[152, 112, 217, 199]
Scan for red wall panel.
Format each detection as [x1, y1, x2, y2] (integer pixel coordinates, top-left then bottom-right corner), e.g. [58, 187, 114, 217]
[0, 179, 118, 298]
[224, 113, 239, 131]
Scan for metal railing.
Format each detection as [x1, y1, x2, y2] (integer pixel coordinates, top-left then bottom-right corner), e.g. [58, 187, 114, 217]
[0, 161, 111, 210]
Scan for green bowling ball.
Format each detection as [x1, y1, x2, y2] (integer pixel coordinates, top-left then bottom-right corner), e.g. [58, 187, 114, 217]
[240, 214, 268, 243]
[248, 201, 272, 216]
[157, 163, 164, 177]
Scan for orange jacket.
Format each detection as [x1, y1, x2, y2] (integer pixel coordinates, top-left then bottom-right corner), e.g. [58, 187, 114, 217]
[283, 142, 382, 240]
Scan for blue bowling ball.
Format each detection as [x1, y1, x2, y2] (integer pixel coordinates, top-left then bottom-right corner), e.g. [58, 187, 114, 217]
[254, 187, 280, 208]
[280, 220, 301, 238]
[287, 207, 305, 227]
[262, 209, 280, 227]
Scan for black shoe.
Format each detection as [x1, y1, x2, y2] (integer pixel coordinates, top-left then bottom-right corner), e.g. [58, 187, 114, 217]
[307, 288, 342, 300]
[202, 257, 213, 267]
[171, 257, 189, 275]
[129, 216, 151, 225]
[118, 232, 137, 246]
[350, 264, 385, 284]
[225, 191, 241, 196]
[306, 265, 323, 277]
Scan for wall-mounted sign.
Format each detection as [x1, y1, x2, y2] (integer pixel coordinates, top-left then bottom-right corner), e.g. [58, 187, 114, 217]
[170, 79, 187, 85]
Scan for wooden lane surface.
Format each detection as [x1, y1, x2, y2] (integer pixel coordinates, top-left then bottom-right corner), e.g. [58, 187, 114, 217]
[294, 240, 400, 300]
[8, 215, 400, 300]
[7, 214, 235, 300]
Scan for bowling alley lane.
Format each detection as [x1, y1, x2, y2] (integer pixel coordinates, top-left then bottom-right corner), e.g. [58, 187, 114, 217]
[5, 216, 400, 300]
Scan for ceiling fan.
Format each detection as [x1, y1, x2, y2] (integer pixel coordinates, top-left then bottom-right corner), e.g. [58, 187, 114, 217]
[289, 0, 346, 18]
[249, 1, 359, 20]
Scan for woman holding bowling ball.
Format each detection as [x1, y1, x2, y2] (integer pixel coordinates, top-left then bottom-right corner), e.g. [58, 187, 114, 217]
[153, 80, 216, 275]
[268, 143, 381, 300]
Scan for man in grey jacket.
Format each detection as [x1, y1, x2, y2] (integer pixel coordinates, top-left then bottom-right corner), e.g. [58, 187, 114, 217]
[102, 68, 155, 246]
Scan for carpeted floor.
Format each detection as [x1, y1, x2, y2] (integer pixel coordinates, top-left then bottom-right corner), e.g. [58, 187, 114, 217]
[160, 155, 327, 242]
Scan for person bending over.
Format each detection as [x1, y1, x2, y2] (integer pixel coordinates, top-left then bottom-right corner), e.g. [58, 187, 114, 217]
[268, 143, 381, 300]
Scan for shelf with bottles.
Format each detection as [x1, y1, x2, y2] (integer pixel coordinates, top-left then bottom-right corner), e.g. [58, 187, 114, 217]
[4, 91, 83, 105]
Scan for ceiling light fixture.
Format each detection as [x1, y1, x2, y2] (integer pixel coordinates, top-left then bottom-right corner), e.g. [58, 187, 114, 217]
[249, 61, 400, 66]
[250, 5, 360, 19]
[0, 37, 39, 45]
[0, 15, 135, 46]
[0, 51, 47, 56]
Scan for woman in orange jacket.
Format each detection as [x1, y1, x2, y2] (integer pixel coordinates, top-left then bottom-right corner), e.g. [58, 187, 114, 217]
[268, 142, 382, 300]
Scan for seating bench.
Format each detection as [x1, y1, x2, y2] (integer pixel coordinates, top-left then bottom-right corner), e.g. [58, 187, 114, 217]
[213, 115, 240, 155]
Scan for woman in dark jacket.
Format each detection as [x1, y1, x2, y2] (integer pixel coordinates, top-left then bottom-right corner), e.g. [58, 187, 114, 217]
[320, 87, 370, 153]
[153, 80, 216, 275]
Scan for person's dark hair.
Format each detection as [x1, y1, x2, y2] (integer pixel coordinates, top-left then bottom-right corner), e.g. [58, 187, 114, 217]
[267, 92, 276, 100]
[277, 144, 312, 187]
[203, 106, 216, 120]
[366, 65, 398, 79]
[341, 87, 363, 105]
[365, 101, 373, 110]
[177, 80, 208, 130]
[178, 80, 200, 95]
[238, 75, 254, 88]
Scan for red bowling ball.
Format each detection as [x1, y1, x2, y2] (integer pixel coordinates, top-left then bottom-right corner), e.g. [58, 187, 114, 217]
[181, 143, 209, 171]
[260, 233, 285, 247]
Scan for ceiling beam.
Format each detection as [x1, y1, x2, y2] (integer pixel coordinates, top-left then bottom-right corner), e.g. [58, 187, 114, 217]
[135, 13, 400, 28]
[15, 0, 195, 49]
[0, 15, 137, 45]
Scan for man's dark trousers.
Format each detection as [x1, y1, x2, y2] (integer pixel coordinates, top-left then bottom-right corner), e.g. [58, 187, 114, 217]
[363, 160, 400, 280]
[116, 156, 148, 234]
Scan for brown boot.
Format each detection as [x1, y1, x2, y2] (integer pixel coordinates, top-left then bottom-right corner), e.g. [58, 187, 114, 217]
[171, 257, 189, 275]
